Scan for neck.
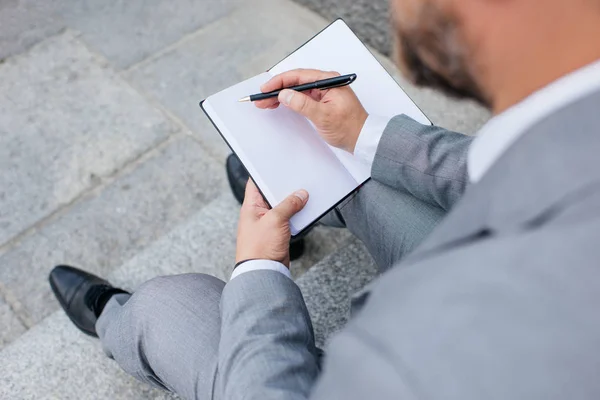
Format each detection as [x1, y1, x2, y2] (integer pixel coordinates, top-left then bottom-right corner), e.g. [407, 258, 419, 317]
[485, 15, 600, 115]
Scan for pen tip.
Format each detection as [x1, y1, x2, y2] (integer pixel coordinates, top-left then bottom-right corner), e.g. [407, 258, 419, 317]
[238, 96, 250, 103]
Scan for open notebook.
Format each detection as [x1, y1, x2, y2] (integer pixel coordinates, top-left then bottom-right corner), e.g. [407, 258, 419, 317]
[201, 19, 430, 236]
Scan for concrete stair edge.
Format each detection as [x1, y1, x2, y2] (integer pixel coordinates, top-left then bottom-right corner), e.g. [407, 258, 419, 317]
[0, 191, 371, 399]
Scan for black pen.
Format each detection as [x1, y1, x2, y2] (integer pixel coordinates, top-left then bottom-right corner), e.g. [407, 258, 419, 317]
[238, 73, 358, 102]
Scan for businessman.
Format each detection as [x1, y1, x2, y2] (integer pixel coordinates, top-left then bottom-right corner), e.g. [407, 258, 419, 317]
[50, 0, 600, 398]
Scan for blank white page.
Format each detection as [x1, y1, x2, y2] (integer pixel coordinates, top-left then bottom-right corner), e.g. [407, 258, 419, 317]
[203, 73, 358, 235]
[270, 19, 431, 183]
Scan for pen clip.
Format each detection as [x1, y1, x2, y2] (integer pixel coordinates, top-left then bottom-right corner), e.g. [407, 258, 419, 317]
[319, 74, 357, 90]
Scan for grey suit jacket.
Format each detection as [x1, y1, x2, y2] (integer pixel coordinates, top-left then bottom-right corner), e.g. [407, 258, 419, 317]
[218, 88, 600, 400]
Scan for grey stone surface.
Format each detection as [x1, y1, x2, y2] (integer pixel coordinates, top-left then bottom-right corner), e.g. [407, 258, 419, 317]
[108, 193, 352, 289]
[0, 31, 176, 247]
[56, 0, 239, 69]
[291, 226, 353, 279]
[0, 293, 26, 350]
[0, 0, 65, 60]
[234, 0, 329, 81]
[108, 193, 240, 288]
[293, 0, 392, 55]
[0, 203, 365, 399]
[126, 0, 328, 160]
[0, 311, 178, 400]
[0, 135, 226, 326]
[0, 195, 240, 400]
[298, 237, 378, 347]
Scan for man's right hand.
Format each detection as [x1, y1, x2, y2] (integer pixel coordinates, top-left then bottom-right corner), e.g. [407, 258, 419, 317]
[255, 69, 369, 154]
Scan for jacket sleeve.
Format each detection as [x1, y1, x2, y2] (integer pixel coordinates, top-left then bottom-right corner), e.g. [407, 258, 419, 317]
[372, 115, 473, 211]
[309, 326, 419, 400]
[218, 270, 320, 400]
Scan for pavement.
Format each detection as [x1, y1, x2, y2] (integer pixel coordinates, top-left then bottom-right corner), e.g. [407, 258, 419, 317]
[294, 0, 393, 55]
[0, 0, 490, 398]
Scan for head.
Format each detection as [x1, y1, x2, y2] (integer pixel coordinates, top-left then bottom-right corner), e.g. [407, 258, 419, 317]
[390, 0, 600, 112]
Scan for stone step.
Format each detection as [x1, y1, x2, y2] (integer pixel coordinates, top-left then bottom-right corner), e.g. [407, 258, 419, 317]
[297, 237, 378, 348]
[0, 28, 230, 340]
[0, 194, 242, 399]
[0, 192, 360, 399]
[0, 310, 177, 400]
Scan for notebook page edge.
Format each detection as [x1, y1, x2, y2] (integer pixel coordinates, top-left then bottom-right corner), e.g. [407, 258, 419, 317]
[269, 20, 371, 185]
[269, 19, 432, 185]
[204, 95, 307, 235]
[267, 56, 362, 226]
[275, 19, 431, 124]
[202, 95, 278, 209]
[270, 20, 372, 184]
[203, 78, 355, 237]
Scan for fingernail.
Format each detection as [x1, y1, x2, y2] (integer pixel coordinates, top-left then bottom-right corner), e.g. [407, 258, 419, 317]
[294, 190, 309, 202]
[260, 83, 268, 91]
[280, 90, 295, 106]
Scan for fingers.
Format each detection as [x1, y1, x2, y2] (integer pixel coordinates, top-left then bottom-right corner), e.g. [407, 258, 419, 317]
[254, 98, 280, 109]
[262, 69, 341, 92]
[271, 189, 309, 221]
[242, 179, 268, 212]
[255, 88, 327, 110]
[278, 90, 322, 121]
[255, 69, 339, 110]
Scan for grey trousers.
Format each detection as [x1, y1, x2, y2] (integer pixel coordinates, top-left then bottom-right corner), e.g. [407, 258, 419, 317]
[97, 180, 446, 399]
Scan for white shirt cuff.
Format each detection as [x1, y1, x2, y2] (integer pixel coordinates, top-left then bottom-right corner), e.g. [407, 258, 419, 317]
[230, 260, 292, 280]
[354, 115, 390, 166]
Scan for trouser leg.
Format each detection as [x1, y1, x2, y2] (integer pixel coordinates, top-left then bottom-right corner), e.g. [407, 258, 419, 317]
[322, 180, 447, 271]
[96, 273, 225, 400]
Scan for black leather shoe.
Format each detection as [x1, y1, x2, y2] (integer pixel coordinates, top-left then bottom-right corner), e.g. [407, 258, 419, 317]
[226, 154, 307, 261]
[49, 265, 128, 337]
[226, 153, 249, 205]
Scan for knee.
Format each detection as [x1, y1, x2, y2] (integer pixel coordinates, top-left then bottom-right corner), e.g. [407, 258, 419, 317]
[127, 274, 226, 322]
[99, 274, 225, 393]
[137, 273, 226, 297]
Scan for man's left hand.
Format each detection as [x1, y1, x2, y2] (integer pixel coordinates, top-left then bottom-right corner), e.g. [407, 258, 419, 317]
[236, 179, 309, 268]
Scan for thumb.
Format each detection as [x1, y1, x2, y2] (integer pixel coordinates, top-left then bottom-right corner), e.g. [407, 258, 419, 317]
[279, 90, 321, 121]
[271, 189, 309, 221]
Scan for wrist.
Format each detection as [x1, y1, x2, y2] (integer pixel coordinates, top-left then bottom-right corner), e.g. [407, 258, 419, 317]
[236, 252, 289, 268]
[353, 114, 390, 166]
[348, 110, 369, 153]
[234, 259, 260, 270]
[231, 259, 293, 280]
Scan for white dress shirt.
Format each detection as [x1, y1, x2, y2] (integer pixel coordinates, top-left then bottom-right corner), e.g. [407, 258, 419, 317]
[469, 59, 600, 182]
[232, 59, 600, 280]
[231, 259, 292, 280]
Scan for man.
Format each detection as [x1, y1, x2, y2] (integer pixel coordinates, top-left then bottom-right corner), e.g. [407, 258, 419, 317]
[49, 0, 600, 398]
